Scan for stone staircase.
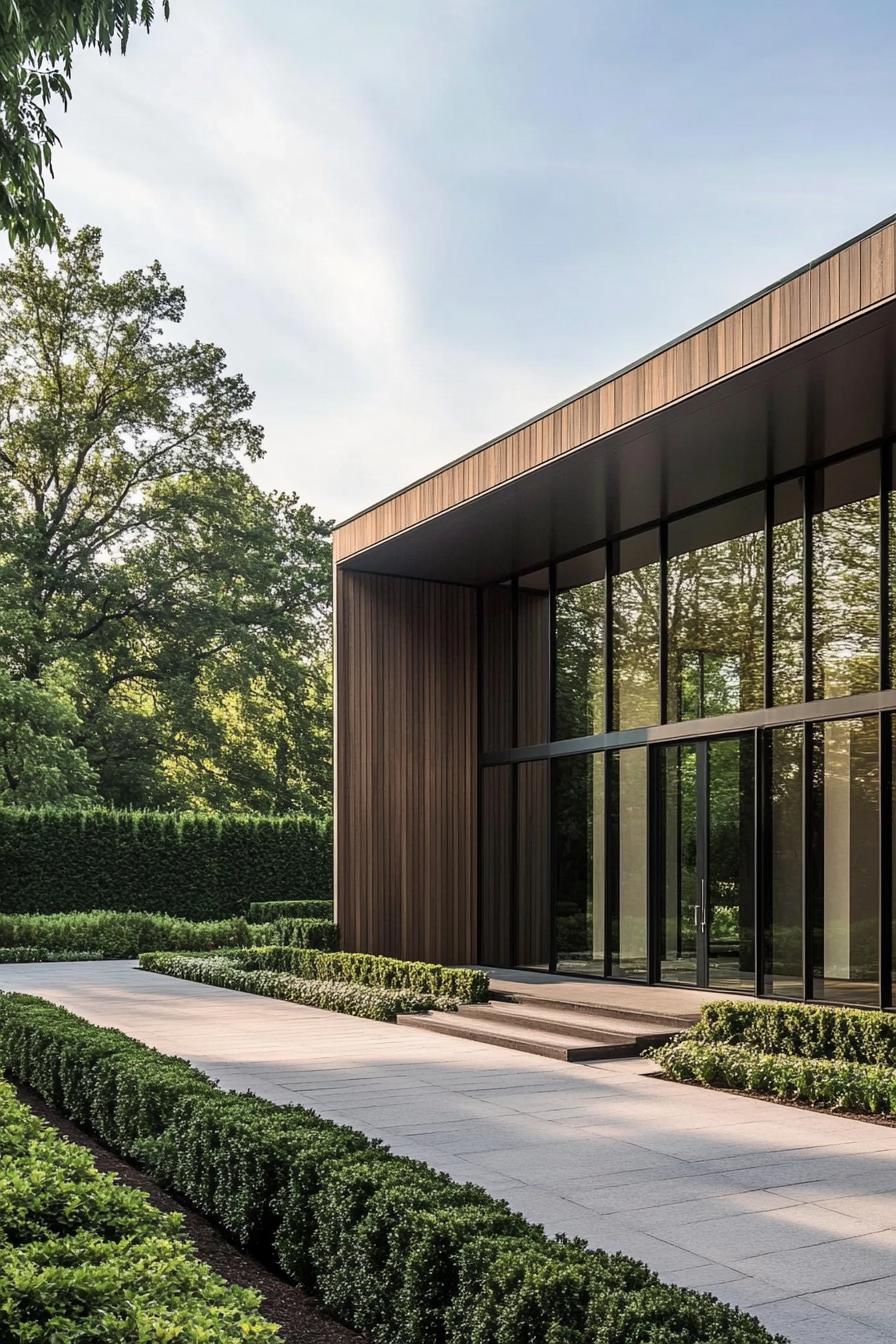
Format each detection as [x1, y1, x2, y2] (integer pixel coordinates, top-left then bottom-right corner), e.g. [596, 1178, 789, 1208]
[398, 988, 698, 1062]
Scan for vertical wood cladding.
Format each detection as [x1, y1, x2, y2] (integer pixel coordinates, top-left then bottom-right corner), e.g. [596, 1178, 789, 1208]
[335, 569, 478, 962]
[334, 220, 896, 561]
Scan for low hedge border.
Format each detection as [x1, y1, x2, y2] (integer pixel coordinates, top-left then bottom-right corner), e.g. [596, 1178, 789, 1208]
[691, 999, 896, 1067]
[249, 900, 333, 922]
[0, 911, 339, 959]
[651, 1037, 896, 1116]
[230, 945, 489, 1003]
[0, 1076, 279, 1340]
[139, 954, 458, 1020]
[0, 947, 104, 963]
[0, 993, 784, 1344]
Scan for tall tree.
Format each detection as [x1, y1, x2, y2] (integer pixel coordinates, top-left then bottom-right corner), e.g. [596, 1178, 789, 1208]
[0, 224, 332, 814]
[0, 1, 169, 245]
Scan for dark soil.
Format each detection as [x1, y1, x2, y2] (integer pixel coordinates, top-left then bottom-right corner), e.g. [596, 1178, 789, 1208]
[14, 1082, 368, 1344]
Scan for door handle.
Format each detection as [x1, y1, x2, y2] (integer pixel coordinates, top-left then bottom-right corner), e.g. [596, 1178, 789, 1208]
[700, 878, 707, 933]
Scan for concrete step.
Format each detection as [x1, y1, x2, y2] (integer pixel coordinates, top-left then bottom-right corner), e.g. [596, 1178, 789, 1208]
[488, 990, 697, 1032]
[397, 1010, 640, 1061]
[456, 1000, 675, 1047]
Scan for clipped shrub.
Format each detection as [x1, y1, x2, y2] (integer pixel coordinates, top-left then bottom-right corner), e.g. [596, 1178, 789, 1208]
[0, 1079, 279, 1341]
[249, 900, 333, 922]
[0, 911, 253, 959]
[237, 945, 489, 1003]
[0, 804, 331, 919]
[0, 947, 103, 963]
[653, 1037, 896, 1116]
[0, 993, 784, 1344]
[692, 998, 896, 1067]
[248, 918, 340, 951]
[139, 953, 453, 1020]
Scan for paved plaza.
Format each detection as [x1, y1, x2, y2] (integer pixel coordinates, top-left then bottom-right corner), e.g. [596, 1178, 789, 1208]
[4, 959, 896, 1344]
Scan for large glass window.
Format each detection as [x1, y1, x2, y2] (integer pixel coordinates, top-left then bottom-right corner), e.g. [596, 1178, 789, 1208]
[811, 716, 879, 1006]
[553, 753, 605, 975]
[813, 454, 879, 700]
[554, 550, 605, 740]
[764, 725, 804, 998]
[659, 743, 699, 985]
[612, 531, 660, 729]
[612, 746, 648, 978]
[667, 495, 764, 721]
[772, 479, 805, 706]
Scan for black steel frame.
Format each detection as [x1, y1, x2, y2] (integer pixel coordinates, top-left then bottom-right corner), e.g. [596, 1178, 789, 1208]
[478, 435, 896, 1008]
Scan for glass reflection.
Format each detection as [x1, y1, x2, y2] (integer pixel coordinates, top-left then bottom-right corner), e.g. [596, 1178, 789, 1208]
[612, 531, 660, 729]
[813, 454, 879, 700]
[659, 743, 698, 985]
[811, 716, 879, 1006]
[553, 753, 605, 975]
[772, 479, 805, 706]
[706, 735, 755, 991]
[613, 747, 648, 978]
[764, 725, 804, 998]
[554, 550, 605, 740]
[667, 496, 764, 721]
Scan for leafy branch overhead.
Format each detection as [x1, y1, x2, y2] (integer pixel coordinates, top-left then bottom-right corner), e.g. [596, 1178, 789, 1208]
[0, 224, 333, 814]
[0, 1, 170, 245]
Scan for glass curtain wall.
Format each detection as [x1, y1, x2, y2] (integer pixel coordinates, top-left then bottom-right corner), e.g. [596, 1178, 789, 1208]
[667, 495, 764, 720]
[480, 442, 894, 1003]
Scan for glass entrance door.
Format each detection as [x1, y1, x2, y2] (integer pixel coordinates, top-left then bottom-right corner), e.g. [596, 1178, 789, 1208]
[659, 734, 755, 990]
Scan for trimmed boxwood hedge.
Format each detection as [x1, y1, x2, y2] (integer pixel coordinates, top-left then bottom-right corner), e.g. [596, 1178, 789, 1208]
[0, 947, 104, 963]
[233, 945, 489, 1003]
[652, 1036, 896, 1116]
[0, 805, 331, 919]
[139, 954, 457, 1020]
[691, 998, 896, 1066]
[0, 1077, 278, 1340]
[651, 998, 896, 1117]
[0, 912, 338, 959]
[0, 994, 784, 1344]
[249, 900, 333, 922]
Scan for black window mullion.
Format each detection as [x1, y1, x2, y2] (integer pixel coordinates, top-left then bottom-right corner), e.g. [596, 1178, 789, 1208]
[659, 522, 669, 725]
[764, 481, 774, 708]
[802, 722, 814, 1003]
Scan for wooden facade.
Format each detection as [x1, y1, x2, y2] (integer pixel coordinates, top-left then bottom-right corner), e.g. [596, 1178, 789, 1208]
[334, 218, 896, 564]
[334, 569, 478, 961]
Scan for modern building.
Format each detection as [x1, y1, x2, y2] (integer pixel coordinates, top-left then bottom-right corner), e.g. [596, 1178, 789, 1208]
[333, 215, 896, 1010]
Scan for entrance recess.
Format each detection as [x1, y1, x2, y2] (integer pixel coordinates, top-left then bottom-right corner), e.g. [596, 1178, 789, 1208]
[658, 734, 755, 990]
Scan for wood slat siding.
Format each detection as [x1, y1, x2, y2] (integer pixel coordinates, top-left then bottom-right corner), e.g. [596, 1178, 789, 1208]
[335, 569, 478, 962]
[334, 221, 896, 562]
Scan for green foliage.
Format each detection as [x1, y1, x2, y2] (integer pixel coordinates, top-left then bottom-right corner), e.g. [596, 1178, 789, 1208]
[256, 918, 340, 951]
[0, 1078, 279, 1341]
[651, 999, 896, 1117]
[248, 899, 333, 921]
[691, 998, 896, 1067]
[139, 954, 456, 1020]
[0, 947, 102, 962]
[0, 668, 97, 804]
[653, 1038, 896, 1117]
[0, 994, 784, 1344]
[0, 805, 331, 918]
[232, 945, 490, 1003]
[0, 911, 256, 958]
[0, 2, 171, 247]
[0, 226, 333, 813]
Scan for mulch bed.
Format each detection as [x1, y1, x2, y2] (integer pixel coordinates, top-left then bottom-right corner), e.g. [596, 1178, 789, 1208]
[14, 1081, 368, 1344]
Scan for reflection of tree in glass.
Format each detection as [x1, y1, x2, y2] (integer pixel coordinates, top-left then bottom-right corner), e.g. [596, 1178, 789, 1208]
[555, 582, 604, 740]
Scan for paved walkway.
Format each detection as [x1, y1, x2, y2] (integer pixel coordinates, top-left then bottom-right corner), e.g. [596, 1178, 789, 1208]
[4, 961, 896, 1344]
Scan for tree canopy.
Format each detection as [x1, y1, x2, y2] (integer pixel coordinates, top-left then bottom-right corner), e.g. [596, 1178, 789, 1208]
[0, 224, 333, 814]
[0, 0, 169, 245]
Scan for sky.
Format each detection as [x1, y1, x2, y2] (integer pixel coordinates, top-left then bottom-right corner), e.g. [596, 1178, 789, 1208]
[42, 0, 896, 525]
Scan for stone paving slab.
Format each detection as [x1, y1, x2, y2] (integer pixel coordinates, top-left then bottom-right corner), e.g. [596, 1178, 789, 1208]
[4, 959, 896, 1344]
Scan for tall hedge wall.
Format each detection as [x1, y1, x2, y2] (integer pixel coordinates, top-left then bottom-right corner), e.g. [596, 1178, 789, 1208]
[0, 807, 332, 920]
